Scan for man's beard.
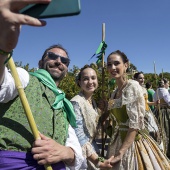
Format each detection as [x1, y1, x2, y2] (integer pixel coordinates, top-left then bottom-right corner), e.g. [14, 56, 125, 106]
[45, 64, 66, 82]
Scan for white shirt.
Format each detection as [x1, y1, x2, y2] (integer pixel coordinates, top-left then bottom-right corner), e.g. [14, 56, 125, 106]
[0, 67, 84, 170]
[153, 87, 170, 106]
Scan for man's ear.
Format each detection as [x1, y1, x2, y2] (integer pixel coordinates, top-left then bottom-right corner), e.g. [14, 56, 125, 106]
[38, 60, 43, 68]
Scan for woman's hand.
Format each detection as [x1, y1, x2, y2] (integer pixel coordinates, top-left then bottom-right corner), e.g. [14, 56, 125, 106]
[109, 128, 137, 165]
[99, 156, 114, 169]
[108, 152, 123, 165]
[155, 99, 160, 105]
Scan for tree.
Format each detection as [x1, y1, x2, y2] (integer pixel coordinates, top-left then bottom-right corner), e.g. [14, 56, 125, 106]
[159, 72, 170, 80]
[13, 61, 37, 72]
[12, 60, 170, 102]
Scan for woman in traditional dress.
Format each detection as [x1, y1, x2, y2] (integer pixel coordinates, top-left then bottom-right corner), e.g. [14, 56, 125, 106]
[153, 78, 170, 158]
[105, 50, 170, 169]
[133, 72, 162, 145]
[71, 65, 113, 170]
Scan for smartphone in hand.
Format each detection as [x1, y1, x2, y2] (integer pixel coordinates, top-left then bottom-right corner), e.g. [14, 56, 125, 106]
[20, 0, 81, 19]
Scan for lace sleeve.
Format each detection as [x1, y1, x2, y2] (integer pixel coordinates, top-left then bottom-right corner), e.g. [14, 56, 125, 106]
[126, 98, 145, 130]
[82, 142, 97, 158]
[123, 80, 145, 130]
[71, 101, 89, 147]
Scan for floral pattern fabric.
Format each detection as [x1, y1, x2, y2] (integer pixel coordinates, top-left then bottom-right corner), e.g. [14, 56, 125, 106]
[0, 75, 68, 152]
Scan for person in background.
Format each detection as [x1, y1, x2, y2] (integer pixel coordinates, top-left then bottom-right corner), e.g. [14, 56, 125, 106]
[104, 50, 170, 169]
[133, 72, 161, 144]
[163, 78, 170, 93]
[0, 1, 83, 169]
[153, 78, 170, 158]
[145, 81, 155, 111]
[71, 65, 113, 170]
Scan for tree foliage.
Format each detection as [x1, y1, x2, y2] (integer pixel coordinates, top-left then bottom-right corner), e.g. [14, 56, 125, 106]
[14, 61, 170, 101]
[13, 61, 37, 72]
[144, 72, 170, 90]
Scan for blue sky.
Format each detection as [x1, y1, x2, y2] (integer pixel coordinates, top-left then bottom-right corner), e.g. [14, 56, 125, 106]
[13, 0, 170, 74]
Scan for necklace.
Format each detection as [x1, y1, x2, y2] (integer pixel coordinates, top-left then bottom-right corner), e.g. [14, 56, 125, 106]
[81, 91, 93, 105]
[116, 81, 127, 97]
[87, 98, 92, 105]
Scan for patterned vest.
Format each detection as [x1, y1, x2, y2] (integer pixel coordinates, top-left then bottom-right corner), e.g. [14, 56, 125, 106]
[0, 75, 68, 152]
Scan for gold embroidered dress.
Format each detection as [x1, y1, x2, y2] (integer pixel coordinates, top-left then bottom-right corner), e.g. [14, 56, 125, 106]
[107, 80, 170, 170]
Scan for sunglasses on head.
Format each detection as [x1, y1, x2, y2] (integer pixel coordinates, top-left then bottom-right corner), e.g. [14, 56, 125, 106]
[46, 52, 70, 66]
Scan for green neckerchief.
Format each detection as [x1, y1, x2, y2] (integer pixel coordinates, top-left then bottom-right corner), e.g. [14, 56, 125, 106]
[29, 69, 76, 127]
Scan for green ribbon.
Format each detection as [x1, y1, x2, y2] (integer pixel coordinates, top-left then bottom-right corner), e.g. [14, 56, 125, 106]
[108, 78, 116, 88]
[30, 69, 77, 127]
[89, 41, 107, 64]
[96, 41, 107, 64]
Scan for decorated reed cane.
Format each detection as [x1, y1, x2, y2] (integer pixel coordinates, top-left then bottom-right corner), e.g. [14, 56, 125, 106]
[153, 61, 166, 152]
[7, 56, 52, 170]
[88, 23, 107, 157]
[101, 23, 106, 157]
